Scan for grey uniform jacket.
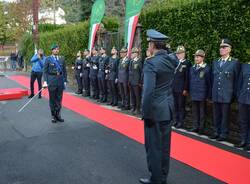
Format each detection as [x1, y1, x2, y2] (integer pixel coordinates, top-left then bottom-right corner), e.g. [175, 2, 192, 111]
[142, 49, 178, 122]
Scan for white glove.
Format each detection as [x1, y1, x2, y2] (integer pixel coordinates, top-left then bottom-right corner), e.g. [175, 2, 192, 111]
[64, 82, 67, 88]
[105, 70, 109, 74]
[93, 65, 98, 70]
[115, 78, 118, 84]
[80, 73, 83, 77]
[77, 66, 81, 69]
[42, 81, 48, 88]
[86, 63, 90, 67]
[71, 66, 75, 69]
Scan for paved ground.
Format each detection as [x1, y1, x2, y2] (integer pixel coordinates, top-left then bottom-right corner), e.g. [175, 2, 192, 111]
[0, 74, 225, 184]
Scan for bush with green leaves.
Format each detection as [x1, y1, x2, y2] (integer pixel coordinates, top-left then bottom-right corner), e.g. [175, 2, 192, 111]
[38, 24, 64, 33]
[19, 16, 119, 66]
[140, 0, 250, 63]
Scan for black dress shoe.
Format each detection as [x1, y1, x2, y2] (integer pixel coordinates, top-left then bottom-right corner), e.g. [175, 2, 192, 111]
[28, 94, 34, 98]
[56, 116, 64, 122]
[139, 178, 151, 184]
[139, 178, 166, 184]
[243, 144, 250, 151]
[51, 116, 57, 123]
[209, 134, 219, 139]
[175, 123, 183, 129]
[190, 127, 199, 133]
[198, 129, 204, 135]
[234, 141, 246, 148]
[38, 96, 42, 99]
[216, 137, 226, 142]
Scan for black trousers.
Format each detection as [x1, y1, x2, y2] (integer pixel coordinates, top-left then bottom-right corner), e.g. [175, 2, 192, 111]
[173, 92, 186, 125]
[118, 82, 130, 108]
[75, 74, 83, 92]
[98, 77, 107, 100]
[239, 103, 250, 144]
[83, 72, 90, 96]
[30, 71, 43, 97]
[108, 80, 118, 105]
[192, 100, 206, 129]
[130, 85, 141, 111]
[213, 102, 231, 138]
[48, 86, 63, 116]
[90, 77, 99, 98]
[144, 120, 172, 184]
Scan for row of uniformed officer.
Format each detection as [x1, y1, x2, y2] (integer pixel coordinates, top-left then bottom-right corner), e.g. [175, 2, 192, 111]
[74, 46, 143, 115]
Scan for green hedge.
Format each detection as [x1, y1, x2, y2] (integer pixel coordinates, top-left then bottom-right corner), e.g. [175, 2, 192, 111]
[20, 16, 120, 66]
[19, 22, 89, 66]
[38, 24, 64, 33]
[140, 0, 250, 63]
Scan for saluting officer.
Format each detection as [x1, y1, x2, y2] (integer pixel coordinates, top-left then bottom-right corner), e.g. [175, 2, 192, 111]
[97, 47, 109, 102]
[210, 39, 240, 141]
[189, 50, 211, 134]
[107, 47, 119, 106]
[29, 49, 46, 99]
[118, 47, 130, 110]
[172, 45, 191, 128]
[129, 47, 143, 115]
[43, 44, 67, 123]
[89, 47, 100, 99]
[82, 49, 91, 97]
[235, 61, 250, 151]
[73, 51, 83, 94]
[140, 29, 178, 184]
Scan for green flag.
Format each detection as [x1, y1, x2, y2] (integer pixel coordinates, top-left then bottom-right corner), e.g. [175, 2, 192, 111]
[88, 0, 105, 51]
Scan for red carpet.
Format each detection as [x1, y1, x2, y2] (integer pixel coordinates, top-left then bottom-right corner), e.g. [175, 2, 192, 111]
[10, 75, 250, 184]
[0, 88, 29, 101]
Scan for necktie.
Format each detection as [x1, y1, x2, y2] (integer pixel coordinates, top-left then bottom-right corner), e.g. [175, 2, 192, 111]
[220, 60, 225, 67]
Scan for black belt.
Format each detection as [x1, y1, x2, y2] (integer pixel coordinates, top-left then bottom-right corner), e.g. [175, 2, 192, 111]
[49, 72, 62, 76]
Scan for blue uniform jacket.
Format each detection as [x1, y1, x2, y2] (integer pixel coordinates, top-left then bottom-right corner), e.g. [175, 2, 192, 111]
[142, 49, 178, 122]
[107, 57, 119, 81]
[30, 54, 46, 72]
[172, 59, 191, 93]
[98, 55, 109, 79]
[43, 55, 67, 87]
[237, 63, 250, 105]
[89, 55, 99, 79]
[189, 63, 211, 101]
[212, 57, 240, 103]
[74, 58, 83, 75]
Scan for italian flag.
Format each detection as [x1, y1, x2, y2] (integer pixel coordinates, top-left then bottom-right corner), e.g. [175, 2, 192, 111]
[127, 14, 139, 56]
[89, 23, 101, 53]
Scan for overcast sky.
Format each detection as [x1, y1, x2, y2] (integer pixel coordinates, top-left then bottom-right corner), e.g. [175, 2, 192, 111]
[0, 0, 17, 2]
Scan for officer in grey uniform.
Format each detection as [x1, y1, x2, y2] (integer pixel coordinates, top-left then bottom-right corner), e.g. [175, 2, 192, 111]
[210, 39, 240, 141]
[89, 47, 100, 99]
[73, 51, 83, 94]
[97, 47, 109, 102]
[43, 44, 67, 123]
[140, 30, 178, 184]
[118, 47, 130, 110]
[129, 47, 143, 115]
[235, 61, 250, 151]
[107, 47, 119, 106]
[82, 49, 91, 97]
